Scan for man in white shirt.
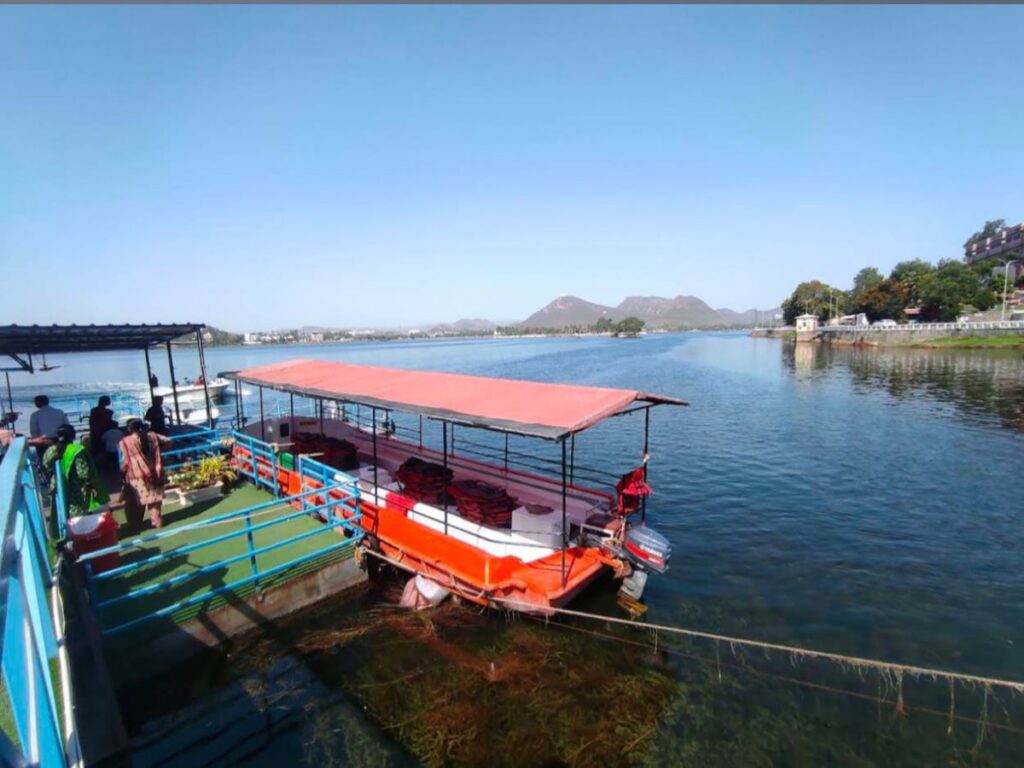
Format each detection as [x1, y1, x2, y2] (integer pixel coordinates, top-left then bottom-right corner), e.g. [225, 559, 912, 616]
[29, 395, 69, 440]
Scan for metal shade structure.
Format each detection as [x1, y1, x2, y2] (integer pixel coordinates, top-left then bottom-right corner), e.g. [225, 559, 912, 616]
[0, 324, 205, 369]
[0, 323, 214, 429]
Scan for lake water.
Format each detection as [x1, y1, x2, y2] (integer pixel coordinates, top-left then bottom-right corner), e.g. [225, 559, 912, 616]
[10, 333, 1024, 765]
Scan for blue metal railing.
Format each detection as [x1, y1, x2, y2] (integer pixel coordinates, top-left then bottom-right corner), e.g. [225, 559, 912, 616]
[0, 438, 68, 768]
[159, 426, 224, 471]
[233, 431, 281, 496]
[79, 434, 362, 637]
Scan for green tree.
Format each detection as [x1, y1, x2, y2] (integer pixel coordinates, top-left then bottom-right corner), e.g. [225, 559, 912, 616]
[592, 317, 615, 333]
[614, 316, 645, 335]
[781, 281, 845, 325]
[854, 279, 907, 322]
[973, 287, 996, 311]
[889, 259, 935, 304]
[850, 267, 884, 304]
[918, 259, 980, 321]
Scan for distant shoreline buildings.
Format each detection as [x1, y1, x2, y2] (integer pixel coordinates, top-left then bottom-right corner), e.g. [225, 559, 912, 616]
[964, 222, 1023, 266]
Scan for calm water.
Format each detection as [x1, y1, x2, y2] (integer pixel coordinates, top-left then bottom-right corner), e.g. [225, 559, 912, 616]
[10, 333, 1024, 765]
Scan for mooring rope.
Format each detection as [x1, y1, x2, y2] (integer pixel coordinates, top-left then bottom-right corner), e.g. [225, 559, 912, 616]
[487, 596, 1024, 695]
[518, 611, 1024, 736]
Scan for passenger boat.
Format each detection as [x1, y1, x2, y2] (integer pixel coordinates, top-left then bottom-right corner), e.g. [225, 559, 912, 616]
[226, 359, 686, 613]
[154, 376, 230, 406]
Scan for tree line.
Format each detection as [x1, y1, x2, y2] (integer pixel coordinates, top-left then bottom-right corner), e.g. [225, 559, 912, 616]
[782, 235, 1021, 325]
[497, 316, 646, 336]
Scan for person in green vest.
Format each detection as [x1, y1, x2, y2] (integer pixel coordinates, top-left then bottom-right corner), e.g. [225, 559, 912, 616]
[42, 424, 109, 539]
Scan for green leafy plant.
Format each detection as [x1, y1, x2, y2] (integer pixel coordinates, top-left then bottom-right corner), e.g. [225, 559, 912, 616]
[169, 455, 238, 493]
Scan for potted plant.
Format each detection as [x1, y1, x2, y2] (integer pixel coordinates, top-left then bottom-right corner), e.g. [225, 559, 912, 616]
[166, 455, 239, 506]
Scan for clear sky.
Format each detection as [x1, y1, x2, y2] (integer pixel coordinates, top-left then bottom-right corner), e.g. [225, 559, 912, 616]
[2, 5, 1022, 331]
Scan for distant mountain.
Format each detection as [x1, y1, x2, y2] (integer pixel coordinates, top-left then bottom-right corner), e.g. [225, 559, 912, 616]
[518, 295, 779, 329]
[616, 295, 724, 328]
[520, 296, 614, 328]
[429, 318, 497, 334]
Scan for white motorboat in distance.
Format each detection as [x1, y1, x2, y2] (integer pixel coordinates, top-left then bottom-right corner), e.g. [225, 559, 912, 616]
[153, 377, 230, 407]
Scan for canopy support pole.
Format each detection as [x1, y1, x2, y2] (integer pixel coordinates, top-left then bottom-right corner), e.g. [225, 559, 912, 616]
[418, 415, 423, 448]
[442, 422, 449, 536]
[3, 371, 14, 425]
[561, 439, 567, 589]
[143, 346, 155, 405]
[318, 398, 324, 437]
[289, 393, 294, 437]
[642, 407, 650, 523]
[503, 433, 509, 473]
[196, 330, 213, 428]
[259, 386, 266, 442]
[569, 434, 575, 485]
[236, 380, 245, 428]
[371, 407, 379, 495]
[165, 341, 182, 426]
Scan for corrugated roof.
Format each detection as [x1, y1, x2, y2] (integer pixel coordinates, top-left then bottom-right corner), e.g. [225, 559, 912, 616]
[0, 324, 205, 356]
[226, 358, 686, 440]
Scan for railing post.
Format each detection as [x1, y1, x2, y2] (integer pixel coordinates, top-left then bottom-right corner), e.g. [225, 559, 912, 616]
[244, 506, 261, 591]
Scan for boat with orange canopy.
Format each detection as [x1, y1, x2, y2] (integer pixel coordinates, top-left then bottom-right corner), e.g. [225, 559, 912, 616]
[224, 359, 686, 612]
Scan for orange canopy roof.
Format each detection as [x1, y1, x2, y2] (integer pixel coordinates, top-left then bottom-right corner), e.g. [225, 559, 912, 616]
[227, 359, 685, 440]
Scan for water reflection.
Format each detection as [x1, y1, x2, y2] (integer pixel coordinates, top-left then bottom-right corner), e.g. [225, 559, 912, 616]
[782, 342, 1024, 432]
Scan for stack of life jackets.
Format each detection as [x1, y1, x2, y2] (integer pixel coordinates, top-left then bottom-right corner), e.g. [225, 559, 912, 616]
[395, 457, 453, 505]
[447, 479, 517, 528]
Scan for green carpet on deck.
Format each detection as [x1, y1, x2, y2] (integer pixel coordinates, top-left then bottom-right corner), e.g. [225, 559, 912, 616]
[97, 484, 356, 648]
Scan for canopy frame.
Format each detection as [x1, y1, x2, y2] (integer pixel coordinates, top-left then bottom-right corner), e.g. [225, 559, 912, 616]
[224, 359, 685, 442]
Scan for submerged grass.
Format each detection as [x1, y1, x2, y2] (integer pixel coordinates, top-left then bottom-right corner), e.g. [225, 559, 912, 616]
[117, 572, 1024, 768]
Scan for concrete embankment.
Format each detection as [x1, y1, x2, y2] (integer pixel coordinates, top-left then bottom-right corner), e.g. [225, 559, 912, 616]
[822, 326, 1024, 347]
[750, 327, 793, 339]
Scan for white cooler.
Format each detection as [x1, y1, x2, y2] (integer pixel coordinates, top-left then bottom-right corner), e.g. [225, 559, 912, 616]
[512, 504, 563, 548]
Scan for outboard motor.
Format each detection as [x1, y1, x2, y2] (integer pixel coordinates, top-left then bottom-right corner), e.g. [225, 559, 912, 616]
[618, 524, 672, 606]
[623, 524, 671, 574]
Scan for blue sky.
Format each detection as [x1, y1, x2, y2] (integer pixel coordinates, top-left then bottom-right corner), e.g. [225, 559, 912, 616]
[2, 6, 1022, 330]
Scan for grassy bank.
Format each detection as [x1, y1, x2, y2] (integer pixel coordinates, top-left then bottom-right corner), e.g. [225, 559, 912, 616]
[908, 335, 1024, 349]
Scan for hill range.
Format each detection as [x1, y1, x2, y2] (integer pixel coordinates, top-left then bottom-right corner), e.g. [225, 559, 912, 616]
[514, 294, 778, 330]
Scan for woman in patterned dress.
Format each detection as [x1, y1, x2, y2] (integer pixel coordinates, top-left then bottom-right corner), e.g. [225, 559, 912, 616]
[119, 419, 167, 531]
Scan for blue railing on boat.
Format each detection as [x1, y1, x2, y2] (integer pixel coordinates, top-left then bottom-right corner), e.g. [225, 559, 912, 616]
[79, 433, 363, 637]
[0, 438, 69, 768]
[159, 426, 224, 471]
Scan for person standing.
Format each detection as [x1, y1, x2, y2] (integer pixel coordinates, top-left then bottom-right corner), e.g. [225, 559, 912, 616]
[119, 420, 168, 531]
[29, 395, 69, 441]
[144, 395, 168, 435]
[42, 424, 108, 538]
[89, 395, 115, 449]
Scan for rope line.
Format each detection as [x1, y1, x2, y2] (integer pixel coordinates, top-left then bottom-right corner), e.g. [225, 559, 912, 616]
[488, 597, 1024, 695]
[362, 547, 1024, 696]
[521, 613, 1024, 736]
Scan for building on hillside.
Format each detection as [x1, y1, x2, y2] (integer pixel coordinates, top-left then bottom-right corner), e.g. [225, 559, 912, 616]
[964, 222, 1024, 266]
